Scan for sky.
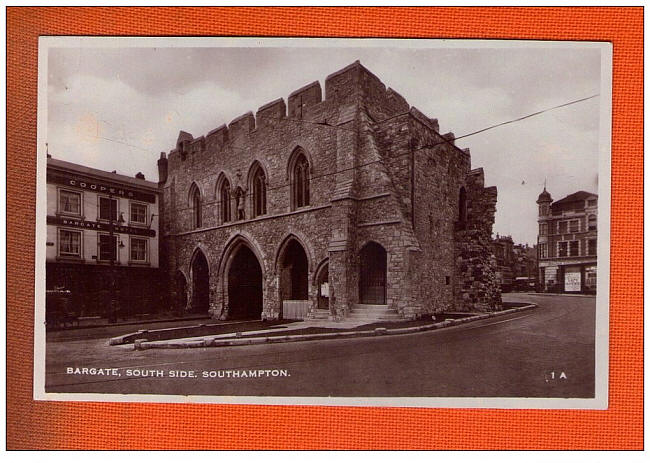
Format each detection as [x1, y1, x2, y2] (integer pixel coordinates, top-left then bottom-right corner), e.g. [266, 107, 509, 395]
[46, 41, 604, 245]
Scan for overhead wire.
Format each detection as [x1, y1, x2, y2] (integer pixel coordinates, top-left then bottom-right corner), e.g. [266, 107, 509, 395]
[147, 93, 601, 216]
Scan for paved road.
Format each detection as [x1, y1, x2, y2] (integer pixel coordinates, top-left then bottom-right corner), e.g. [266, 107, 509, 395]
[44, 294, 595, 398]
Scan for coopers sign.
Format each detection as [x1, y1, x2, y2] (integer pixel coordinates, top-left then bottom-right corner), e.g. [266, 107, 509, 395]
[48, 172, 156, 203]
[47, 216, 156, 237]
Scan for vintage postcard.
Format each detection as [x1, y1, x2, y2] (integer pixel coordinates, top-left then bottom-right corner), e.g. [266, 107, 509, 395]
[34, 37, 612, 408]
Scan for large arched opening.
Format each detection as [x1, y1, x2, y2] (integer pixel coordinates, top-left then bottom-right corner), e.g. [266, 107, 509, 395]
[278, 239, 309, 319]
[190, 250, 210, 313]
[227, 245, 263, 319]
[359, 241, 387, 305]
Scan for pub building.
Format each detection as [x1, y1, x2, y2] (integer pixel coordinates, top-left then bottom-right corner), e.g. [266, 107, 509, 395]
[45, 156, 162, 322]
[536, 188, 598, 294]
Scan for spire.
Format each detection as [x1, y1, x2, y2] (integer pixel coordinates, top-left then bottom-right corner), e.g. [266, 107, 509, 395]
[537, 181, 552, 204]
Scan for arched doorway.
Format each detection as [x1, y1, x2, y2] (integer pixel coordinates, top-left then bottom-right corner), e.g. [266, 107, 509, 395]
[359, 242, 387, 304]
[278, 239, 309, 319]
[174, 271, 188, 313]
[227, 245, 263, 319]
[190, 250, 209, 313]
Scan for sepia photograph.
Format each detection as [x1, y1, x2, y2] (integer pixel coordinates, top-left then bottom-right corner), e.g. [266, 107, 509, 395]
[34, 37, 611, 408]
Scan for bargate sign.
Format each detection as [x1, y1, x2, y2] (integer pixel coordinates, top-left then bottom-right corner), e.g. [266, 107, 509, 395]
[47, 172, 156, 203]
[47, 216, 156, 237]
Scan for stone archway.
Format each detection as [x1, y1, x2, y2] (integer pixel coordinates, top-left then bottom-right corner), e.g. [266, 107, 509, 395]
[227, 245, 263, 319]
[359, 241, 387, 305]
[278, 239, 309, 319]
[190, 250, 210, 313]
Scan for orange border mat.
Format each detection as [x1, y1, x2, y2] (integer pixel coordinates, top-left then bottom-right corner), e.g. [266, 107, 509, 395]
[6, 7, 642, 450]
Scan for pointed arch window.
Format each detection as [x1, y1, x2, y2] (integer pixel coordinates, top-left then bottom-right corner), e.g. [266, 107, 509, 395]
[189, 184, 202, 229]
[291, 151, 310, 210]
[250, 163, 266, 218]
[219, 177, 231, 224]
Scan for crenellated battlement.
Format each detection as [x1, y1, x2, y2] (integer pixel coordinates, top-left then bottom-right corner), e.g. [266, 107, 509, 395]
[288, 81, 322, 118]
[163, 60, 464, 171]
[256, 97, 287, 127]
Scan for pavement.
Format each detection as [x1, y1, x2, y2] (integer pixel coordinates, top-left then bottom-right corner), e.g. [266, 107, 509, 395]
[44, 293, 597, 397]
[129, 305, 535, 350]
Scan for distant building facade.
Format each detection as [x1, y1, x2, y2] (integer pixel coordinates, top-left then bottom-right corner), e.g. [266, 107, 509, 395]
[158, 61, 502, 322]
[492, 236, 538, 292]
[536, 189, 598, 294]
[493, 234, 514, 292]
[512, 243, 537, 290]
[46, 157, 162, 319]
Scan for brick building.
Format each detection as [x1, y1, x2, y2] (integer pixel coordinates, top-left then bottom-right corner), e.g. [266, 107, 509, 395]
[158, 61, 501, 321]
[536, 188, 598, 294]
[46, 157, 162, 320]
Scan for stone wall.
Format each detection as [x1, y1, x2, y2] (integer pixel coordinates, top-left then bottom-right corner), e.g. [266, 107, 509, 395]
[158, 60, 501, 320]
[454, 168, 502, 311]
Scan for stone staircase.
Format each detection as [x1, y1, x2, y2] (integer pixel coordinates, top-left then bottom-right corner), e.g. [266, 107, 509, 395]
[308, 309, 333, 320]
[307, 304, 402, 322]
[347, 304, 401, 322]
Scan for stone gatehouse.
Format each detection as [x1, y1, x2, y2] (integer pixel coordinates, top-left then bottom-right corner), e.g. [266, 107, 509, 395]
[157, 61, 501, 321]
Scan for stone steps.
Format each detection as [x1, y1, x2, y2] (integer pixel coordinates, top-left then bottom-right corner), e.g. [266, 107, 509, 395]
[307, 309, 332, 320]
[348, 304, 402, 321]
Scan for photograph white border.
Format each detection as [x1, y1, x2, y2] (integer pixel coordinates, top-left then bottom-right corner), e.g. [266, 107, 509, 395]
[33, 36, 612, 409]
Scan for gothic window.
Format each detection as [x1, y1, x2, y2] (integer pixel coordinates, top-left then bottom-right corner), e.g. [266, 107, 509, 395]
[250, 163, 266, 218]
[291, 151, 310, 209]
[189, 183, 202, 229]
[218, 177, 231, 224]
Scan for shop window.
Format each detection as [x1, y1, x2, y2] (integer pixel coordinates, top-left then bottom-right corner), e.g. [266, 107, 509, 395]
[98, 197, 118, 222]
[130, 202, 147, 225]
[130, 238, 148, 262]
[585, 267, 597, 290]
[59, 190, 81, 216]
[59, 229, 81, 257]
[98, 234, 118, 262]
